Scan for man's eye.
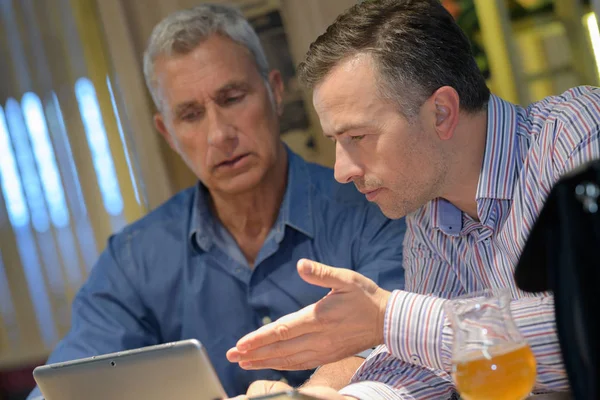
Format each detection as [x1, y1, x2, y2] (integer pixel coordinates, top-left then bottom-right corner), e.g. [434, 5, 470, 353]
[224, 94, 244, 105]
[350, 135, 365, 141]
[181, 111, 201, 121]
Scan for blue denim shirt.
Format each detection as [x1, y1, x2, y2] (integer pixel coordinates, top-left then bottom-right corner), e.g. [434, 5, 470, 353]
[28, 150, 406, 398]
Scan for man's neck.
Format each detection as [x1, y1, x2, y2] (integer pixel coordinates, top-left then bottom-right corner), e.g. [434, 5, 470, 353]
[210, 145, 288, 240]
[440, 109, 488, 220]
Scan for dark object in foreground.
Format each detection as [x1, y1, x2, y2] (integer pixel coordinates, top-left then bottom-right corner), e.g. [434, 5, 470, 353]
[515, 159, 600, 400]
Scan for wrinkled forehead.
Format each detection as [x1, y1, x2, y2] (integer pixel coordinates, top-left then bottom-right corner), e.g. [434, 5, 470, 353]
[153, 36, 263, 110]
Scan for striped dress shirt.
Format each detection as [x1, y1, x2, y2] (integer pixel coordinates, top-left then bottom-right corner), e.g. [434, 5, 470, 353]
[340, 86, 600, 399]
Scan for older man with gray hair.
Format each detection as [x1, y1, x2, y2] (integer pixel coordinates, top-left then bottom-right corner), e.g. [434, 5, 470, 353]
[26, 3, 406, 398]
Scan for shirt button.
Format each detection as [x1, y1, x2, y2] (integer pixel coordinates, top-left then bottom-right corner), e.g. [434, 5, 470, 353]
[235, 267, 243, 274]
[262, 316, 272, 325]
[410, 355, 421, 364]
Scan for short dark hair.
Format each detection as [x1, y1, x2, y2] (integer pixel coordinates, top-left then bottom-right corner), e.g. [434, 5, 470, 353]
[298, 0, 490, 116]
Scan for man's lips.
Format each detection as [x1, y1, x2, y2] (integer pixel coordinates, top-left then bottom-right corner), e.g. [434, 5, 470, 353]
[215, 153, 249, 168]
[358, 188, 382, 201]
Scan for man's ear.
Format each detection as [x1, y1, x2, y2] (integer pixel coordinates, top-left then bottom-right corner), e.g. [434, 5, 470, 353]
[429, 86, 460, 141]
[154, 113, 176, 150]
[268, 69, 285, 116]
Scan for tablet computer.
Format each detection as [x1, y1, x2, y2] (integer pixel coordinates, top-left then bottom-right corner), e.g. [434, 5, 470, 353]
[249, 391, 320, 399]
[33, 339, 226, 400]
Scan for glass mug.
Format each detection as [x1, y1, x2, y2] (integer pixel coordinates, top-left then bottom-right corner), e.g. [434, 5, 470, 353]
[444, 289, 537, 400]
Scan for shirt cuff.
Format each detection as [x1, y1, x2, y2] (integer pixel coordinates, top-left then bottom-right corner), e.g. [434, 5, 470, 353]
[384, 290, 452, 371]
[339, 381, 402, 399]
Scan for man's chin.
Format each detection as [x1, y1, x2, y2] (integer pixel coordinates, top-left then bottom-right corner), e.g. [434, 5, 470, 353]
[380, 208, 405, 220]
[376, 200, 417, 220]
[211, 169, 266, 195]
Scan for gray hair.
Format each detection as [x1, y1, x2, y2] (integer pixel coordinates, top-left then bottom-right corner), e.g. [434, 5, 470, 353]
[143, 3, 270, 110]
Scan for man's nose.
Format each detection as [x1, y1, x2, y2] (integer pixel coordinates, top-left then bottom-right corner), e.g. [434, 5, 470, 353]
[206, 106, 238, 153]
[333, 142, 363, 184]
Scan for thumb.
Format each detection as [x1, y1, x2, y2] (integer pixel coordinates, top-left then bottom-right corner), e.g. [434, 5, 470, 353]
[297, 259, 356, 290]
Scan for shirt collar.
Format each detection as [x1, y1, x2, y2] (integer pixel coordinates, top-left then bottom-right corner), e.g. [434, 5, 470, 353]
[280, 148, 314, 238]
[476, 94, 520, 201]
[430, 198, 462, 237]
[188, 146, 314, 251]
[431, 95, 520, 235]
[188, 184, 216, 251]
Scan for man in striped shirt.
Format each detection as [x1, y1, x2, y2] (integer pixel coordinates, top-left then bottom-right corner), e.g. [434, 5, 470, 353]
[227, 0, 600, 398]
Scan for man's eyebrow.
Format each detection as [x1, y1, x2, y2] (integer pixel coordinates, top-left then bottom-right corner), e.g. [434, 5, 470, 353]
[173, 101, 199, 116]
[215, 81, 251, 96]
[326, 123, 370, 137]
[171, 81, 251, 115]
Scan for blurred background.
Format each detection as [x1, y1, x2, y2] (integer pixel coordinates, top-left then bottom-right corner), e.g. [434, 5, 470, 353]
[0, 0, 598, 398]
